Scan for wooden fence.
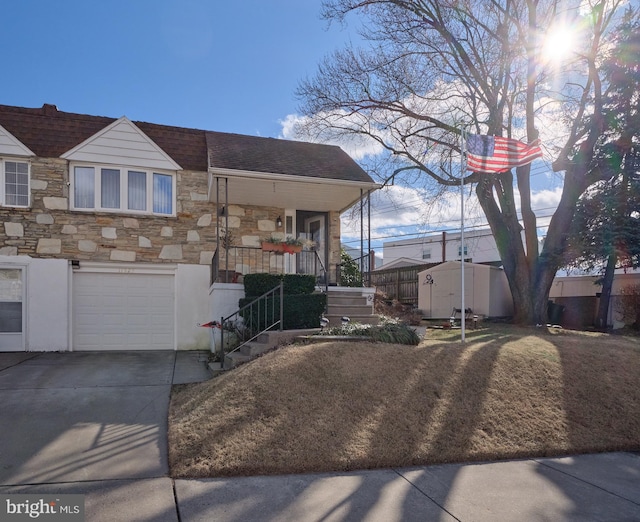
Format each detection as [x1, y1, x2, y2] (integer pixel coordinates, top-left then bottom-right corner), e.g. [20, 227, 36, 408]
[368, 263, 436, 307]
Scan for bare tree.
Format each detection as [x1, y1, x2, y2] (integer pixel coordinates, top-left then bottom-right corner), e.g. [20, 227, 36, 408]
[295, 0, 631, 324]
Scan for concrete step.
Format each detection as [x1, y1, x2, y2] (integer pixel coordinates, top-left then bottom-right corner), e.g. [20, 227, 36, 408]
[218, 329, 321, 371]
[327, 289, 370, 295]
[207, 361, 225, 377]
[224, 351, 252, 369]
[325, 314, 380, 327]
[327, 304, 374, 317]
[240, 341, 271, 357]
[255, 332, 271, 344]
[327, 296, 369, 306]
[297, 334, 373, 343]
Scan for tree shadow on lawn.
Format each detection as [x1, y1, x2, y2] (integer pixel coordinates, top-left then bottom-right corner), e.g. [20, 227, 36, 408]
[552, 330, 640, 452]
[171, 325, 640, 521]
[171, 327, 529, 520]
[171, 328, 518, 477]
[529, 330, 640, 521]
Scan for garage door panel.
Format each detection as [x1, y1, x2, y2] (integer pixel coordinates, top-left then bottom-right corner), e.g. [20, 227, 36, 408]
[127, 296, 149, 307]
[102, 313, 129, 326]
[128, 316, 154, 326]
[149, 315, 172, 333]
[103, 296, 126, 307]
[101, 334, 126, 346]
[73, 272, 175, 351]
[127, 333, 150, 344]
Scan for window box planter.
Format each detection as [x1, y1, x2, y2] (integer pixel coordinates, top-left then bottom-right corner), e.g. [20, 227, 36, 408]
[282, 244, 303, 254]
[261, 237, 306, 255]
[261, 241, 285, 253]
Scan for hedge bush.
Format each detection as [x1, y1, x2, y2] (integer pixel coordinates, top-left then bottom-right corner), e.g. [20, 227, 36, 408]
[239, 293, 327, 330]
[243, 273, 282, 297]
[282, 274, 316, 295]
[243, 273, 317, 297]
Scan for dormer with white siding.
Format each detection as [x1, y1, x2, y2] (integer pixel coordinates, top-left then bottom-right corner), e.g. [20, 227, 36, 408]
[61, 117, 181, 216]
[0, 124, 35, 208]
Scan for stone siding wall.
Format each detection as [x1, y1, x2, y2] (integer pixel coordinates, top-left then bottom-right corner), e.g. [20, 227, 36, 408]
[328, 210, 341, 271]
[0, 157, 340, 268]
[0, 158, 219, 265]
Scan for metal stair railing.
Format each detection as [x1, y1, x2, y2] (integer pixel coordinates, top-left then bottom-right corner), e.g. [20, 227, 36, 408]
[312, 250, 329, 294]
[218, 283, 284, 370]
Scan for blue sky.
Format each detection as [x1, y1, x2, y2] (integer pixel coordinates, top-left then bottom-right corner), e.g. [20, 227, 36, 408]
[2, 0, 352, 137]
[3, 0, 563, 259]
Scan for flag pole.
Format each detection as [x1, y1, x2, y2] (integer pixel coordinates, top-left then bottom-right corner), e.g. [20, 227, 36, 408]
[460, 127, 466, 343]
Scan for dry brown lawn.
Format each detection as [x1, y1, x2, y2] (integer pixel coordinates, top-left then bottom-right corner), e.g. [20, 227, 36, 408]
[168, 324, 640, 478]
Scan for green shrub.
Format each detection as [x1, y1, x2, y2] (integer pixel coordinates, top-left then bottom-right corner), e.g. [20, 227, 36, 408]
[283, 274, 316, 295]
[243, 273, 316, 297]
[239, 293, 327, 330]
[340, 248, 363, 287]
[243, 273, 282, 296]
[321, 318, 420, 345]
[370, 321, 421, 345]
[282, 294, 327, 328]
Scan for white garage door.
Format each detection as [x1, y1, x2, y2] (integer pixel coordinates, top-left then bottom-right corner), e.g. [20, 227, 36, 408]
[73, 271, 175, 351]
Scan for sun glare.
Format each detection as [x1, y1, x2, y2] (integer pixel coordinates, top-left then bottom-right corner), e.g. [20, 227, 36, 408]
[542, 24, 578, 63]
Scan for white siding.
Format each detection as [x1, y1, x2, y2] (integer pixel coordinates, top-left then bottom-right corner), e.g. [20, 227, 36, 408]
[61, 117, 181, 170]
[176, 264, 211, 351]
[0, 256, 69, 352]
[383, 229, 502, 267]
[0, 124, 34, 157]
[27, 258, 70, 351]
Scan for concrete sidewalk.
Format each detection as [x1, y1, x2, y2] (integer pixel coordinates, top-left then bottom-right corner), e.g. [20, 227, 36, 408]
[173, 452, 640, 521]
[1, 351, 639, 521]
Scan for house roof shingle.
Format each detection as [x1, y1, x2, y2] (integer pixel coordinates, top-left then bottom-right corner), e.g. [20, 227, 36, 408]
[205, 131, 374, 183]
[0, 104, 374, 184]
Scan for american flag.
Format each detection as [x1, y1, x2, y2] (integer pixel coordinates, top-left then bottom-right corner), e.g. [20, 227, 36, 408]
[466, 135, 542, 173]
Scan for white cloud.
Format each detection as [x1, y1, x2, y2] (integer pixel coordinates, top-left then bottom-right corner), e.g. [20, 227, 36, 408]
[279, 113, 384, 160]
[531, 187, 563, 212]
[341, 183, 564, 253]
[341, 184, 487, 248]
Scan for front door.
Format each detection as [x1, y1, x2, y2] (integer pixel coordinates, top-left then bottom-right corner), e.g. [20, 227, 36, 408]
[303, 215, 327, 279]
[284, 210, 297, 274]
[0, 268, 25, 351]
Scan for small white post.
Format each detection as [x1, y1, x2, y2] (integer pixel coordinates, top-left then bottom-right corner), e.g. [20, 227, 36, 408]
[460, 128, 466, 343]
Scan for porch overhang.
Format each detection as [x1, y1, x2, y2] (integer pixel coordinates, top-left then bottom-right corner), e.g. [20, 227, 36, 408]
[208, 168, 380, 213]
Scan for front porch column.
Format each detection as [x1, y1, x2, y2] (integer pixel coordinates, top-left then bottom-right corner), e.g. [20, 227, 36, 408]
[328, 210, 342, 284]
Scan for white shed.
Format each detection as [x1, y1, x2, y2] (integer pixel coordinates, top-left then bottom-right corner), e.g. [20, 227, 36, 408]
[418, 261, 513, 318]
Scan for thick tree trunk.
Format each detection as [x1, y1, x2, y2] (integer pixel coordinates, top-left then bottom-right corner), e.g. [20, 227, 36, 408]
[478, 165, 592, 325]
[477, 178, 536, 324]
[531, 166, 592, 324]
[596, 252, 617, 330]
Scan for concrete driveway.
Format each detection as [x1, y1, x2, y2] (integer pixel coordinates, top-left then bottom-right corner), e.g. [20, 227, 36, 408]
[0, 350, 209, 522]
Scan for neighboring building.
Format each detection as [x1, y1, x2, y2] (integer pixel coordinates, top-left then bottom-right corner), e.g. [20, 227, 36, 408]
[549, 272, 640, 328]
[382, 228, 502, 268]
[341, 243, 383, 269]
[0, 103, 378, 352]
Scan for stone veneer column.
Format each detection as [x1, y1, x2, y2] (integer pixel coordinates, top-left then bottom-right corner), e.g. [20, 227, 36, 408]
[328, 210, 342, 275]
